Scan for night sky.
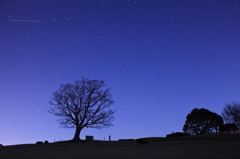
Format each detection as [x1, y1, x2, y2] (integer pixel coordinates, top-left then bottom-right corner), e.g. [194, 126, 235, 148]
[1, 0, 240, 145]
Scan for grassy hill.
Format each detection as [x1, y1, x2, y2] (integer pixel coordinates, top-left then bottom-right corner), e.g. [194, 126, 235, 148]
[0, 134, 239, 159]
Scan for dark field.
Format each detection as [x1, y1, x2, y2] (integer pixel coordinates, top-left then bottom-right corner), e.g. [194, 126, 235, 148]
[1, 134, 239, 159]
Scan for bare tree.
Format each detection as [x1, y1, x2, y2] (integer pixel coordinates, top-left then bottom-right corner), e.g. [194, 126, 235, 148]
[48, 78, 115, 141]
[222, 101, 240, 128]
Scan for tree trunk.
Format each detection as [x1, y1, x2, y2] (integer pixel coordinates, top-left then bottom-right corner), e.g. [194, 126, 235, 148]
[73, 125, 82, 142]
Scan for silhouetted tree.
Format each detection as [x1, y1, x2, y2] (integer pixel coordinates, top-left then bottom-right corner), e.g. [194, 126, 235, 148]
[221, 101, 240, 127]
[183, 108, 223, 135]
[49, 78, 115, 141]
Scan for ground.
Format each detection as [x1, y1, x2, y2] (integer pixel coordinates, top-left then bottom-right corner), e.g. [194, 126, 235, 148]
[0, 134, 239, 159]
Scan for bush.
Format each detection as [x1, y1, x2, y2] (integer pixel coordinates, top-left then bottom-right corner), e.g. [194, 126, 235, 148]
[44, 140, 49, 144]
[220, 124, 239, 133]
[166, 132, 190, 138]
[136, 139, 148, 144]
[36, 141, 43, 144]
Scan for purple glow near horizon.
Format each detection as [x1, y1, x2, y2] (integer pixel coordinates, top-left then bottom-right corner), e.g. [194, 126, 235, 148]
[0, 0, 240, 145]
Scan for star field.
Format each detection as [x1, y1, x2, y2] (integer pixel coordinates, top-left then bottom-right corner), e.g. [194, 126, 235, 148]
[0, 0, 240, 145]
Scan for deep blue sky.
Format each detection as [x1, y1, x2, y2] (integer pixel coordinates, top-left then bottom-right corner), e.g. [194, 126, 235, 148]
[0, 0, 240, 145]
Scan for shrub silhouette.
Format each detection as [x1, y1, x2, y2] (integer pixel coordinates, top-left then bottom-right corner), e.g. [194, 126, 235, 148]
[220, 123, 239, 133]
[44, 140, 49, 144]
[166, 132, 190, 138]
[136, 139, 148, 144]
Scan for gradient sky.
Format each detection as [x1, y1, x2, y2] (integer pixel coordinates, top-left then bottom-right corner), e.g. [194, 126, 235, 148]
[1, 0, 240, 145]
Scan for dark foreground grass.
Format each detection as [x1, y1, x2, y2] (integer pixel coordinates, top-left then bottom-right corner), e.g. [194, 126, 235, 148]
[0, 134, 239, 159]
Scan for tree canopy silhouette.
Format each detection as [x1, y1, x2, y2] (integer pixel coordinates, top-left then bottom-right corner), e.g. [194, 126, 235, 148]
[221, 101, 240, 127]
[48, 78, 115, 141]
[183, 108, 223, 135]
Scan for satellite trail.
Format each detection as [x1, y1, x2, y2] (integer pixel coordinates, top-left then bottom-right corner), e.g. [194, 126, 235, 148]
[55, 45, 67, 54]
[9, 20, 42, 22]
